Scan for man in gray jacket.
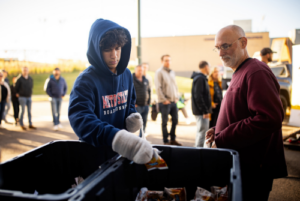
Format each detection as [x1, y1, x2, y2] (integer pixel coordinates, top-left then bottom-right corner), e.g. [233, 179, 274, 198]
[154, 55, 181, 146]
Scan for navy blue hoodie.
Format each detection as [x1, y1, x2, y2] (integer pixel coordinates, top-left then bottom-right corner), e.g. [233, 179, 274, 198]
[68, 19, 136, 151]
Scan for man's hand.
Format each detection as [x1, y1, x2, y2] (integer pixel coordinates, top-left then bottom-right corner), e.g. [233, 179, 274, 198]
[205, 128, 215, 143]
[62, 96, 64, 99]
[112, 130, 153, 164]
[135, 104, 138, 108]
[203, 114, 210, 119]
[163, 100, 171, 105]
[16, 93, 19, 98]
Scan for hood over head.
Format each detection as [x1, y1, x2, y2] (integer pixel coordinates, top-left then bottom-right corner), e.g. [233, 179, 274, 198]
[87, 19, 131, 76]
[191, 71, 202, 79]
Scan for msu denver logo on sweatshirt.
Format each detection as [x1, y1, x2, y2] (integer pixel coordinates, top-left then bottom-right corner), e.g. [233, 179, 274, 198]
[102, 90, 128, 115]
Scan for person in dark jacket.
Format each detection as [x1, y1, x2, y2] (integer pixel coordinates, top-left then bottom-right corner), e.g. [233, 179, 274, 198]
[133, 65, 151, 135]
[10, 77, 19, 126]
[206, 25, 287, 201]
[44, 67, 67, 131]
[191, 61, 212, 147]
[2, 70, 11, 123]
[68, 19, 154, 165]
[15, 66, 36, 130]
[0, 70, 11, 128]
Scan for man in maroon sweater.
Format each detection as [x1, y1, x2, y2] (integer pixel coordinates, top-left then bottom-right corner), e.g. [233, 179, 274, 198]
[206, 25, 287, 201]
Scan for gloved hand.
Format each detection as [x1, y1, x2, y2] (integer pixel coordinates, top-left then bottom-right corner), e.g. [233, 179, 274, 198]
[126, 113, 143, 133]
[112, 129, 153, 164]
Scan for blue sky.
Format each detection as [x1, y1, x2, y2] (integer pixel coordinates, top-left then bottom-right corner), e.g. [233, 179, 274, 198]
[0, 0, 299, 60]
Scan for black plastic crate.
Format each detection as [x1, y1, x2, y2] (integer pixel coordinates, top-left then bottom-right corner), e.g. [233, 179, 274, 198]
[0, 140, 116, 200]
[71, 145, 242, 201]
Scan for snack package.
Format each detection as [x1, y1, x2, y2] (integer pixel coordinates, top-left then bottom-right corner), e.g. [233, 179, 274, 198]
[193, 187, 215, 201]
[136, 187, 148, 201]
[203, 139, 211, 148]
[135, 188, 167, 201]
[210, 186, 228, 201]
[147, 191, 165, 200]
[164, 187, 187, 201]
[145, 149, 168, 171]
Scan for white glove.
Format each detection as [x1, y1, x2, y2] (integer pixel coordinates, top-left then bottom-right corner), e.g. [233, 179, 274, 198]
[126, 113, 143, 133]
[112, 129, 153, 164]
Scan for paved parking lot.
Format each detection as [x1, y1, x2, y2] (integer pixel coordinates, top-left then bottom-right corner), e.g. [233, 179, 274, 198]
[0, 100, 299, 200]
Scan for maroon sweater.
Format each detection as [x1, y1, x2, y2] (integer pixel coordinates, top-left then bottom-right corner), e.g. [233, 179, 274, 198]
[215, 58, 287, 179]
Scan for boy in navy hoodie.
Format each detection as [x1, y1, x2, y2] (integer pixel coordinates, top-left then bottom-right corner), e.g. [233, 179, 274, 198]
[68, 19, 153, 164]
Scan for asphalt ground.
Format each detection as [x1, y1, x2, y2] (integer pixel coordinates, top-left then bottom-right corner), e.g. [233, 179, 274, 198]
[0, 100, 299, 200]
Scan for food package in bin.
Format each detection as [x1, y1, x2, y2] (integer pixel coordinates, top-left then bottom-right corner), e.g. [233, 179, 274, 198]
[145, 149, 168, 171]
[192, 187, 215, 201]
[210, 186, 228, 201]
[163, 187, 187, 201]
[136, 187, 148, 201]
[147, 191, 165, 200]
[135, 188, 166, 201]
[136, 187, 186, 201]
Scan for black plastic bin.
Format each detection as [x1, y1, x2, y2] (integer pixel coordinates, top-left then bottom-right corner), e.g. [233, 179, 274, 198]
[71, 145, 242, 201]
[0, 140, 116, 200]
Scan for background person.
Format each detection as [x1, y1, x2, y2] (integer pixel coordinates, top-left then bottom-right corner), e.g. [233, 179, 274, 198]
[206, 25, 287, 201]
[191, 61, 211, 147]
[0, 70, 11, 128]
[10, 77, 19, 126]
[142, 62, 153, 96]
[177, 93, 191, 125]
[2, 70, 11, 123]
[44, 67, 67, 131]
[133, 65, 151, 136]
[155, 55, 182, 146]
[15, 66, 36, 130]
[68, 19, 154, 165]
[208, 67, 223, 128]
[260, 47, 276, 64]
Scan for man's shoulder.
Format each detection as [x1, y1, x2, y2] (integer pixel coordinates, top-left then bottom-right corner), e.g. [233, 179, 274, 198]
[192, 73, 203, 81]
[155, 67, 164, 73]
[244, 58, 274, 77]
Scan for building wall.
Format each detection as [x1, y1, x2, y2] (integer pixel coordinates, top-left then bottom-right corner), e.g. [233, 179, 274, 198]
[130, 32, 270, 77]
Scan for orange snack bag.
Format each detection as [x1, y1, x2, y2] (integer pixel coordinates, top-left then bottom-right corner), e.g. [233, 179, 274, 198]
[145, 149, 168, 171]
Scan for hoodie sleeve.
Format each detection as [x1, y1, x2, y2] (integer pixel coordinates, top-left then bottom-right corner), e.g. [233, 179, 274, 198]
[68, 76, 120, 147]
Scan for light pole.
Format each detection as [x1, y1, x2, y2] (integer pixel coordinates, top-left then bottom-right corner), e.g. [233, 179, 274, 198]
[137, 0, 141, 65]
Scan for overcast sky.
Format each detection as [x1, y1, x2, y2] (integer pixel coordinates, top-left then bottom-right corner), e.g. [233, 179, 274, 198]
[0, 0, 299, 60]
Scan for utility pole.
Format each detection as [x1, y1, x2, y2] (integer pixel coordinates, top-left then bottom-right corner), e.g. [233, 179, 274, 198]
[137, 0, 141, 65]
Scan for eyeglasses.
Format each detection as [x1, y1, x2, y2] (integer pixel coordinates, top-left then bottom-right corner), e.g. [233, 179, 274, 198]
[213, 37, 242, 52]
